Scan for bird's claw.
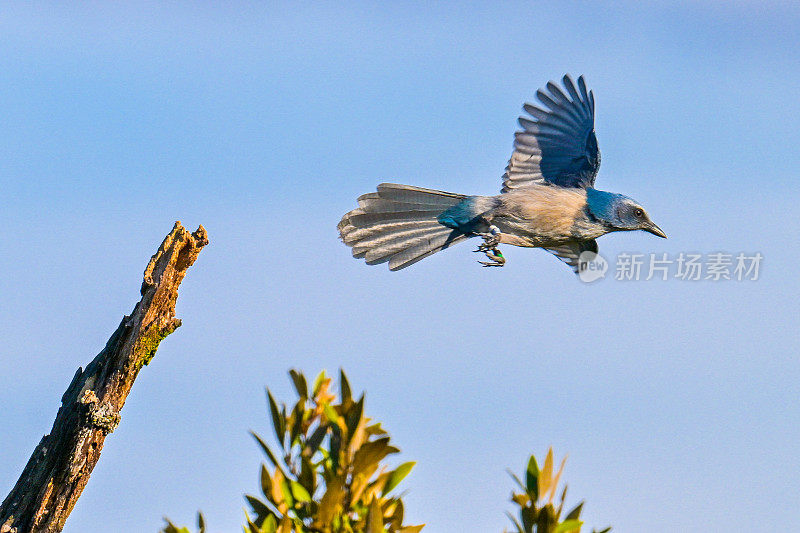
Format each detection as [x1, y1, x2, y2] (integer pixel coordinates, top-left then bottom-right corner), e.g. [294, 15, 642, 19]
[476, 236, 500, 251]
[477, 249, 505, 267]
[473, 230, 505, 267]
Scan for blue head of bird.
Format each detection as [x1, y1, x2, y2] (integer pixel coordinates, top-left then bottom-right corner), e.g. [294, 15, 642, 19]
[586, 188, 666, 238]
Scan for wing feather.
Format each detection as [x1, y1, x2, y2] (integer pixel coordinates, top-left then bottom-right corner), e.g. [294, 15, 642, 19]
[502, 75, 601, 192]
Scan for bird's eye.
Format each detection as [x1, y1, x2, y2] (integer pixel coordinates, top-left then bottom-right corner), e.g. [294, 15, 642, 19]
[634, 209, 644, 218]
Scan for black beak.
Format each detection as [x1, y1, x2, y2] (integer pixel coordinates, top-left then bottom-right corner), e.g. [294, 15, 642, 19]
[644, 222, 667, 238]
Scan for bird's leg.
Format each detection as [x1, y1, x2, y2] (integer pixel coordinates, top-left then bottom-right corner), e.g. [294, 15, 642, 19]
[477, 247, 505, 267]
[473, 225, 506, 267]
[475, 224, 501, 249]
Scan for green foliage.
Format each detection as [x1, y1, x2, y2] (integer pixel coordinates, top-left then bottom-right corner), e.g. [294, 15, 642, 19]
[244, 369, 423, 533]
[161, 373, 612, 533]
[162, 512, 206, 533]
[505, 449, 610, 533]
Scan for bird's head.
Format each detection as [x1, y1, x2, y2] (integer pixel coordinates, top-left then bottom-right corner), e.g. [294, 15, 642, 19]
[586, 188, 666, 238]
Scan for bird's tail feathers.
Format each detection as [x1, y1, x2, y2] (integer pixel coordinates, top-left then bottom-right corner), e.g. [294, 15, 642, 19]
[338, 183, 468, 271]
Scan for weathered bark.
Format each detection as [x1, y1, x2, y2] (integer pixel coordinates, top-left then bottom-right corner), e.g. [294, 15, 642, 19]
[1, 222, 209, 533]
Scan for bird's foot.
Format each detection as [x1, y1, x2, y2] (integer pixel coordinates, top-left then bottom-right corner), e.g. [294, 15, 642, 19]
[473, 226, 505, 267]
[477, 248, 505, 267]
[476, 236, 500, 250]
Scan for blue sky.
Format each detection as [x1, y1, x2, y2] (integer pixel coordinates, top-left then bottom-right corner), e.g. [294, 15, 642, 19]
[1, 2, 799, 532]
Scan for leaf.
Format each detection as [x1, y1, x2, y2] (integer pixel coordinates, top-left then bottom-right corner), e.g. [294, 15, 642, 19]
[366, 498, 384, 533]
[352, 437, 399, 476]
[365, 422, 387, 436]
[291, 480, 312, 503]
[521, 505, 536, 532]
[245, 494, 275, 524]
[298, 455, 316, 495]
[593, 528, 612, 533]
[398, 526, 425, 533]
[536, 504, 557, 532]
[565, 502, 584, 521]
[244, 515, 261, 533]
[289, 369, 308, 399]
[260, 464, 273, 498]
[271, 469, 287, 506]
[526, 455, 540, 499]
[197, 512, 206, 533]
[511, 493, 528, 507]
[267, 390, 285, 449]
[390, 498, 405, 529]
[250, 432, 284, 475]
[160, 520, 190, 533]
[323, 403, 340, 425]
[317, 475, 345, 524]
[313, 370, 327, 396]
[279, 478, 295, 509]
[549, 456, 568, 503]
[505, 511, 524, 533]
[340, 368, 352, 405]
[382, 462, 415, 495]
[262, 514, 278, 533]
[289, 401, 305, 447]
[329, 423, 343, 473]
[507, 469, 526, 492]
[304, 423, 329, 456]
[539, 448, 554, 501]
[350, 470, 376, 505]
[280, 405, 287, 443]
[345, 395, 364, 439]
[276, 515, 293, 533]
[554, 519, 583, 533]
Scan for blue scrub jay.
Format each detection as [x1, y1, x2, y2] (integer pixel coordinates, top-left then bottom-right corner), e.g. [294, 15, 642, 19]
[338, 75, 666, 273]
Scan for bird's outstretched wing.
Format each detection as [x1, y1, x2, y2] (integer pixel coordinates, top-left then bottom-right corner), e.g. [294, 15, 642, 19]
[502, 75, 600, 192]
[542, 239, 598, 273]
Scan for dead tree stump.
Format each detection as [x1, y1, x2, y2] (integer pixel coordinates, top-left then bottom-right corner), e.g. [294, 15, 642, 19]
[1, 222, 209, 533]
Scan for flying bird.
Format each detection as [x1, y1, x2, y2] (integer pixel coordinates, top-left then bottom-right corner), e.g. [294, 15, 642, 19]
[337, 75, 666, 273]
